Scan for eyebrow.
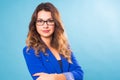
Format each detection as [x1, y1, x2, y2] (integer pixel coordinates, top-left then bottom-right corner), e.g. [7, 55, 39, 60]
[37, 18, 53, 20]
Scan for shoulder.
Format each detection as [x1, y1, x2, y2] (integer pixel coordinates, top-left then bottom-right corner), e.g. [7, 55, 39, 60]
[70, 52, 79, 64]
[23, 46, 35, 55]
[23, 46, 44, 57]
[23, 46, 27, 53]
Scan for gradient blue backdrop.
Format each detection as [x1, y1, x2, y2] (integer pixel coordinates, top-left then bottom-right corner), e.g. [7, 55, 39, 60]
[0, 0, 120, 80]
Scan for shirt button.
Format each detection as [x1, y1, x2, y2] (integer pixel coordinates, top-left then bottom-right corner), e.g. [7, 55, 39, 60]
[46, 59, 49, 62]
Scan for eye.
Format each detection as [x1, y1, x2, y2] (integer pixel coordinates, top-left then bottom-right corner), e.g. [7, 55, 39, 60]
[48, 20, 54, 23]
[36, 20, 44, 23]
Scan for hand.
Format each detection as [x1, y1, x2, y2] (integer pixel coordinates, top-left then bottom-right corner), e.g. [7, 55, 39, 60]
[33, 72, 56, 80]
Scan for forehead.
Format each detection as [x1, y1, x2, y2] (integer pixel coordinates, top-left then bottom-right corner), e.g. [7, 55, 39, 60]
[37, 10, 52, 20]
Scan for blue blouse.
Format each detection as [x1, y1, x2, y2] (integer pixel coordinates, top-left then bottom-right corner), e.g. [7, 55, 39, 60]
[23, 46, 83, 80]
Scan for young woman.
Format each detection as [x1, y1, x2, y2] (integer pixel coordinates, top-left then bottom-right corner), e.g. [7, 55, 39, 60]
[23, 2, 83, 80]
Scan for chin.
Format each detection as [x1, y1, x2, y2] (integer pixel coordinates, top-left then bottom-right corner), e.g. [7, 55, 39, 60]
[43, 35, 52, 38]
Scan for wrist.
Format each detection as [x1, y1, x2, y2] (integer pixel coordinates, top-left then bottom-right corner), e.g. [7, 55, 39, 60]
[54, 73, 66, 80]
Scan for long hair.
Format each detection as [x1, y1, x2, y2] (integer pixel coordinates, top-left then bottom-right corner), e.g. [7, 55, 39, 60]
[26, 2, 72, 63]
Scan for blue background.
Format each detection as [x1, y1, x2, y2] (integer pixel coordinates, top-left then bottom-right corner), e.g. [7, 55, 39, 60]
[0, 0, 120, 80]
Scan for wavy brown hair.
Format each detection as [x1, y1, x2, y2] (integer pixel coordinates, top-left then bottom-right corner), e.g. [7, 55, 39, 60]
[26, 2, 72, 63]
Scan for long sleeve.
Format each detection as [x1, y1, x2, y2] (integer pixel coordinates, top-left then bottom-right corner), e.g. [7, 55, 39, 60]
[68, 53, 84, 80]
[23, 46, 84, 80]
[23, 47, 47, 80]
[63, 72, 75, 80]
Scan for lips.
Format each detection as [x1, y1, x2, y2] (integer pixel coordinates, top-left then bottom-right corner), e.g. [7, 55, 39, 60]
[42, 30, 50, 33]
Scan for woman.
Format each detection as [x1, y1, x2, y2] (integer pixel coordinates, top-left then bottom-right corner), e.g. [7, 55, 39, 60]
[23, 2, 83, 80]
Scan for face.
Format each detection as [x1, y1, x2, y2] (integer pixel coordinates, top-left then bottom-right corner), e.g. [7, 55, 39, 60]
[36, 10, 55, 40]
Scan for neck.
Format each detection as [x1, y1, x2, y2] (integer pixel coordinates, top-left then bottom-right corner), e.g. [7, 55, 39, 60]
[41, 37, 52, 48]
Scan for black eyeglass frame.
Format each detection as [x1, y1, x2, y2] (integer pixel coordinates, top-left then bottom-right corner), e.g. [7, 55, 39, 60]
[36, 19, 55, 26]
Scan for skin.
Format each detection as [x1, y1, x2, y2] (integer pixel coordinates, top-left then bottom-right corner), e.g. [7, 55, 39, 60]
[34, 10, 66, 80]
[36, 10, 55, 40]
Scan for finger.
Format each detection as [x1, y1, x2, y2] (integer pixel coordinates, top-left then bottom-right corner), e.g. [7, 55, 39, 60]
[36, 76, 41, 80]
[33, 73, 41, 76]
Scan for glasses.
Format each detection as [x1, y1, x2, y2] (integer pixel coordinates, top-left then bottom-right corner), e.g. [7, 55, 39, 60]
[36, 19, 54, 26]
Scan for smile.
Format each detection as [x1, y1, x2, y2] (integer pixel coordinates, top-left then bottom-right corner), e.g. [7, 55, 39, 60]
[42, 30, 50, 33]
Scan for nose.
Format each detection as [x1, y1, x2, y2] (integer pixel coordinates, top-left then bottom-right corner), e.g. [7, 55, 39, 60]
[43, 22, 48, 28]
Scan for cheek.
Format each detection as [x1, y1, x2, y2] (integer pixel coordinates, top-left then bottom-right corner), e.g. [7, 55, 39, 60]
[51, 26, 55, 33]
[36, 26, 42, 34]
[51, 26, 55, 30]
